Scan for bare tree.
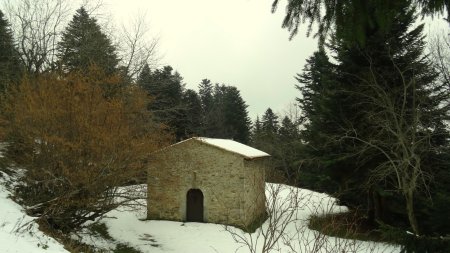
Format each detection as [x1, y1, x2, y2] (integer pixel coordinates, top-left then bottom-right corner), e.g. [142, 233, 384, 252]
[338, 52, 449, 235]
[3, 0, 71, 74]
[117, 11, 160, 80]
[225, 181, 397, 253]
[225, 183, 301, 253]
[429, 31, 450, 90]
[282, 102, 304, 126]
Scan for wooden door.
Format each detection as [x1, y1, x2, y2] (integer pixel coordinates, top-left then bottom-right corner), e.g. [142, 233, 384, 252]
[186, 189, 203, 222]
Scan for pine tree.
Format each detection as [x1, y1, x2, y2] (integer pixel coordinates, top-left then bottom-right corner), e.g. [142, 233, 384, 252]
[138, 65, 186, 140]
[222, 86, 251, 143]
[334, 3, 449, 235]
[181, 89, 203, 138]
[198, 79, 214, 110]
[0, 10, 21, 92]
[255, 108, 280, 157]
[57, 7, 119, 74]
[137, 63, 152, 90]
[198, 79, 215, 136]
[251, 116, 263, 146]
[295, 48, 349, 193]
[297, 1, 450, 235]
[278, 116, 303, 179]
[197, 82, 251, 143]
[279, 116, 299, 142]
[261, 108, 279, 135]
[272, 0, 449, 44]
[296, 48, 336, 146]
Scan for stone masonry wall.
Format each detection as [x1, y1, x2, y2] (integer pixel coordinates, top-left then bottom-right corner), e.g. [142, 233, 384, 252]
[242, 159, 267, 226]
[147, 139, 267, 228]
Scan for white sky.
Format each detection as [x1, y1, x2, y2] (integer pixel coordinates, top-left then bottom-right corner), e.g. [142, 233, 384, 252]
[105, 0, 318, 120]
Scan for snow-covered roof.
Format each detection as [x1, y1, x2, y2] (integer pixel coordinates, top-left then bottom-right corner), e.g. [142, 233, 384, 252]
[174, 137, 270, 159]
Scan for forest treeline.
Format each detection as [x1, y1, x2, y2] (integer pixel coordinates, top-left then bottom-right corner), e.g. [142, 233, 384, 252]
[0, 0, 449, 252]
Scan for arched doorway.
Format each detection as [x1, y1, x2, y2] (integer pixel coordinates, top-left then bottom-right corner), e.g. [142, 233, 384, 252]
[186, 189, 203, 222]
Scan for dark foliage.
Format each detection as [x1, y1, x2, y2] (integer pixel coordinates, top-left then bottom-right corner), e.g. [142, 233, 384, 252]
[57, 7, 119, 74]
[0, 10, 22, 93]
[272, 0, 449, 44]
[295, 0, 450, 238]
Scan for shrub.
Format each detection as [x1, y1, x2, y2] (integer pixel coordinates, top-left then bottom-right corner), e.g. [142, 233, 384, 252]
[2, 67, 171, 232]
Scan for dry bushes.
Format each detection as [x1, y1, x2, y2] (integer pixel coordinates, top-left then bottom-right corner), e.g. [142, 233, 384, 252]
[1, 67, 171, 232]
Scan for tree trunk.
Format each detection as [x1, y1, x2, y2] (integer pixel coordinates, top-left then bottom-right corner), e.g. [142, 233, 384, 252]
[405, 189, 420, 235]
[367, 189, 375, 224]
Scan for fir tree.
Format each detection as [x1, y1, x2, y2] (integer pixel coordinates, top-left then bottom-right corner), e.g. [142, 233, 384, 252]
[181, 89, 203, 138]
[222, 86, 251, 143]
[261, 108, 279, 135]
[138, 65, 185, 140]
[198, 79, 214, 110]
[57, 7, 119, 74]
[251, 116, 263, 146]
[198, 79, 215, 135]
[279, 116, 299, 142]
[272, 0, 449, 44]
[255, 108, 280, 159]
[137, 63, 152, 90]
[0, 10, 21, 92]
[197, 82, 251, 143]
[297, 1, 449, 236]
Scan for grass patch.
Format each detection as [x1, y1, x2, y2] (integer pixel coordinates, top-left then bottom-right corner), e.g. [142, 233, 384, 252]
[308, 211, 383, 242]
[114, 243, 142, 253]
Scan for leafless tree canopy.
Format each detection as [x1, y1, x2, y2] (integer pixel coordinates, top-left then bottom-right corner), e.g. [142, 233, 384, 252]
[118, 11, 160, 80]
[3, 0, 71, 74]
[2, 0, 159, 77]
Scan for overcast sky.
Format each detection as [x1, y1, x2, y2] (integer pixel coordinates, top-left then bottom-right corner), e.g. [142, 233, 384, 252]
[105, 0, 318, 120]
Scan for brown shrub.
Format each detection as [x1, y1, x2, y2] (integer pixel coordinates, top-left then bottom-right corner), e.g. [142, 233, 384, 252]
[2, 67, 171, 232]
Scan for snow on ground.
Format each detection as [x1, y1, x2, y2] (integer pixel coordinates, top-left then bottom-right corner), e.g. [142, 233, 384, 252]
[89, 184, 399, 253]
[0, 171, 399, 253]
[0, 171, 68, 253]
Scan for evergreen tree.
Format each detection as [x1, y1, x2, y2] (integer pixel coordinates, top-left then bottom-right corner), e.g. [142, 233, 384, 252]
[297, 1, 450, 236]
[261, 108, 279, 135]
[252, 112, 304, 182]
[295, 48, 347, 193]
[277, 116, 303, 179]
[198, 79, 215, 135]
[137, 63, 152, 90]
[278, 116, 299, 142]
[198, 79, 214, 110]
[181, 89, 203, 137]
[138, 65, 185, 140]
[57, 7, 119, 74]
[251, 116, 263, 145]
[222, 86, 251, 143]
[296, 48, 335, 142]
[197, 82, 251, 143]
[254, 108, 280, 160]
[0, 10, 21, 92]
[272, 0, 449, 44]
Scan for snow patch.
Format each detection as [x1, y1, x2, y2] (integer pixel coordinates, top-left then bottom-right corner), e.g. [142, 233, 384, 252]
[0, 171, 69, 253]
